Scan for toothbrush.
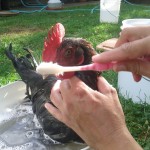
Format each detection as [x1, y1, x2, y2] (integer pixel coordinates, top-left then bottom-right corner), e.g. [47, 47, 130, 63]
[36, 62, 114, 76]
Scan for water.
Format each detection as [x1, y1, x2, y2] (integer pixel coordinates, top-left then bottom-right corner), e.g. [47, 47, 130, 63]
[0, 100, 90, 150]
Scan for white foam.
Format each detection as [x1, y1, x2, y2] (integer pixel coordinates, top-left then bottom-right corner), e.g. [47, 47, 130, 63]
[25, 131, 34, 138]
[0, 141, 32, 150]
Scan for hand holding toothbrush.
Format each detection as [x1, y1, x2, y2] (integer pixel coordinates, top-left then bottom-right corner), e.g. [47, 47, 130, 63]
[93, 26, 150, 82]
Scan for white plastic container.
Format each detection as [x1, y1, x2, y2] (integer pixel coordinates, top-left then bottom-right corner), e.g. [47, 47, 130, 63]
[47, 0, 62, 9]
[118, 72, 150, 104]
[121, 18, 150, 30]
[118, 19, 150, 104]
[100, 0, 121, 24]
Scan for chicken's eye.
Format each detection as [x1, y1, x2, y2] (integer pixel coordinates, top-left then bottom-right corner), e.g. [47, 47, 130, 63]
[65, 49, 72, 57]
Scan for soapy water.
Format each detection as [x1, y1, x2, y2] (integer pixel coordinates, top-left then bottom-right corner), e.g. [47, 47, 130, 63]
[0, 98, 90, 150]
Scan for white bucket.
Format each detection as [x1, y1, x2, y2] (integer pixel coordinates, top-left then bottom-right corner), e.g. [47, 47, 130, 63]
[47, 0, 62, 9]
[118, 72, 150, 104]
[118, 19, 150, 104]
[100, 0, 121, 24]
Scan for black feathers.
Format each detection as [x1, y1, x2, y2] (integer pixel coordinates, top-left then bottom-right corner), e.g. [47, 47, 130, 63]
[5, 37, 99, 143]
[5, 44, 83, 143]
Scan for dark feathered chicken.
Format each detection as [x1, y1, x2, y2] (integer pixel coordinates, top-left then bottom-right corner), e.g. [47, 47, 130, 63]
[5, 23, 99, 143]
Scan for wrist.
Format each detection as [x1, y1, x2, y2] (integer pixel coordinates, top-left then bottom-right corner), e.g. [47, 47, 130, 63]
[94, 126, 143, 150]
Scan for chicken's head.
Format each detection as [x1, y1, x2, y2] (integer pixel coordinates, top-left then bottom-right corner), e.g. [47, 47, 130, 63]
[55, 38, 97, 79]
[56, 37, 96, 65]
[42, 23, 97, 79]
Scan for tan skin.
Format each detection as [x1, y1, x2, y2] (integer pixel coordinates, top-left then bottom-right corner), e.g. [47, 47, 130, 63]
[45, 26, 150, 149]
[93, 26, 150, 81]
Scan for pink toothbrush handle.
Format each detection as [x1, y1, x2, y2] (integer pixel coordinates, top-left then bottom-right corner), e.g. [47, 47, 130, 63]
[81, 62, 114, 71]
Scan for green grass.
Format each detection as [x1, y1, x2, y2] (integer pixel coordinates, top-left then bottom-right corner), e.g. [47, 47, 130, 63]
[0, 2, 150, 149]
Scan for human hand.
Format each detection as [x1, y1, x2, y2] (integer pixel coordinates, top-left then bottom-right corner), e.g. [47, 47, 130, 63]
[92, 26, 150, 81]
[45, 76, 142, 150]
[115, 26, 150, 47]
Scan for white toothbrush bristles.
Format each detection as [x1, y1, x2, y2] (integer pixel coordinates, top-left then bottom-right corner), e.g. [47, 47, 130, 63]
[36, 62, 64, 76]
[36, 62, 114, 76]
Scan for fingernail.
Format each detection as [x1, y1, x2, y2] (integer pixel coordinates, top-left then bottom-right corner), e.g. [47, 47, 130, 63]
[92, 55, 99, 62]
[45, 103, 50, 109]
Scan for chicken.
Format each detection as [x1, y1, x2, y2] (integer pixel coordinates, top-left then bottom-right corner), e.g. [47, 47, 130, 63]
[42, 23, 98, 83]
[5, 23, 99, 143]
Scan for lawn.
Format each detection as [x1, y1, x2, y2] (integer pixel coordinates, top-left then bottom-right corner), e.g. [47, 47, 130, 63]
[0, 2, 150, 149]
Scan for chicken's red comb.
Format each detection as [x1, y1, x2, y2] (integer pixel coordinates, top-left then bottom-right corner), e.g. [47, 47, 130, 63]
[42, 23, 65, 62]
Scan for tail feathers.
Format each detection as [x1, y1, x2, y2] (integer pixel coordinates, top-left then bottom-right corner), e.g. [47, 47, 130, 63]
[23, 47, 38, 69]
[5, 44, 40, 83]
[5, 43, 19, 69]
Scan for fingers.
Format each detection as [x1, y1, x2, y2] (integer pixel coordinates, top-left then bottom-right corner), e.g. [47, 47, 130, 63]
[113, 60, 150, 78]
[97, 76, 116, 94]
[45, 77, 95, 127]
[117, 36, 150, 60]
[50, 80, 63, 109]
[115, 30, 129, 47]
[59, 79, 72, 100]
[92, 36, 150, 63]
[45, 103, 63, 122]
[60, 77, 92, 100]
[45, 79, 70, 123]
[45, 80, 64, 122]
[93, 27, 150, 64]
[115, 26, 150, 47]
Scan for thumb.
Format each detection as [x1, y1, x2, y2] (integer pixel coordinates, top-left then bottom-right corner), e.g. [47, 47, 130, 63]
[113, 60, 150, 78]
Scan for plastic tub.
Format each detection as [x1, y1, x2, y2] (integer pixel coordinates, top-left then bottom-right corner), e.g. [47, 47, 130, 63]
[121, 18, 150, 29]
[0, 81, 89, 149]
[118, 72, 150, 104]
